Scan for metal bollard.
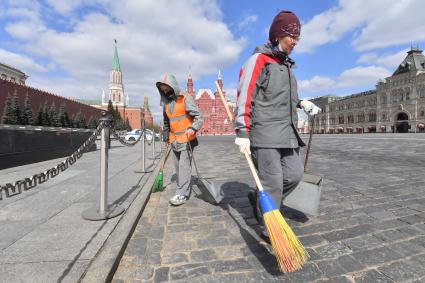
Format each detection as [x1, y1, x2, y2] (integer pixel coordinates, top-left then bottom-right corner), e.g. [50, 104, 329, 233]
[152, 131, 156, 159]
[141, 130, 146, 171]
[135, 113, 151, 173]
[82, 117, 124, 220]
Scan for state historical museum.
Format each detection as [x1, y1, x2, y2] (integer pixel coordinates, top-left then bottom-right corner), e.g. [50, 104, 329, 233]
[185, 70, 234, 135]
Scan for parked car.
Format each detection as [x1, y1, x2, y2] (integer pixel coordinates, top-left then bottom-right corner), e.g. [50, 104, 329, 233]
[124, 129, 153, 142]
[144, 130, 153, 142]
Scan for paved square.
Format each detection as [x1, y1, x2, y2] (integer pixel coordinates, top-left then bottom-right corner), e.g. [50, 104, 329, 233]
[113, 134, 425, 282]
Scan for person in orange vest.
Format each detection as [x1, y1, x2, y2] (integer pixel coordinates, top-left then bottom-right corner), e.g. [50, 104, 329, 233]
[156, 74, 203, 206]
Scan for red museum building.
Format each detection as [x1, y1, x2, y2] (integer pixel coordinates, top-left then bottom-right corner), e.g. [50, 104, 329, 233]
[186, 71, 234, 135]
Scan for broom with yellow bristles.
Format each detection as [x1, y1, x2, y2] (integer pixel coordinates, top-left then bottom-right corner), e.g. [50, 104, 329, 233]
[215, 81, 309, 272]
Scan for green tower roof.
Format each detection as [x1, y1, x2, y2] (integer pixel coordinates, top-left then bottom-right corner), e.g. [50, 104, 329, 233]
[112, 40, 121, 71]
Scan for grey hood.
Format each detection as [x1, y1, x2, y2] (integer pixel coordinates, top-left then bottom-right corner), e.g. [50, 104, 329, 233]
[156, 74, 181, 105]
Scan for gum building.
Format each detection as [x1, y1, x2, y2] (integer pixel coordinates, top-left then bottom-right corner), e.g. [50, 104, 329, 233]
[310, 47, 425, 134]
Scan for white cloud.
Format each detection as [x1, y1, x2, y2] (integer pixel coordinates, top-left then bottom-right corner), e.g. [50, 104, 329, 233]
[2, 0, 245, 122]
[299, 66, 391, 95]
[0, 49, 48, 73]
[299, 76, 335, 92]
[357, 48, 409, 69]
[237, 14, 258, 30]
[298, 0, 425, 53]
[336, 66, 391, 88]
[46, 0, 88, 15]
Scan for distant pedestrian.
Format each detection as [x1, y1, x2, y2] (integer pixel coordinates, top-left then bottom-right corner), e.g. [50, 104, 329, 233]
[234, 11, 321, 241]
[156, 74, 203, 206]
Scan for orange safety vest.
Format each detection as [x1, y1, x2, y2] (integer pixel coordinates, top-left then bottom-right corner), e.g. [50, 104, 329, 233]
[165, 95, 196, 144]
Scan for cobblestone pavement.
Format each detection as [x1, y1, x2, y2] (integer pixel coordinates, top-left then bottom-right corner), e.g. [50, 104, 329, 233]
[113, 134, 425, 282]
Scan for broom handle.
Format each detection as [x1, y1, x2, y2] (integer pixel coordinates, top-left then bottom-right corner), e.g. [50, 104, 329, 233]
[216, 80, 264, 192]
[215, 81, 234, 122]
[243, 150, 264, 192]
[304, 115, 315, 172]
[187, 137, 202, 179]
[161, 145, 171, 170]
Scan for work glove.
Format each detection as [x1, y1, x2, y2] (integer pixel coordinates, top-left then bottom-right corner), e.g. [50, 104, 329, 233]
[300, 100, 321, 115]
[234, 137, 251, 154]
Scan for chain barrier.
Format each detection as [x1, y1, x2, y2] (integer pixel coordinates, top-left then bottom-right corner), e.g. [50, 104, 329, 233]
[109, 126, 142, 146]
[0, 121, 107, 201]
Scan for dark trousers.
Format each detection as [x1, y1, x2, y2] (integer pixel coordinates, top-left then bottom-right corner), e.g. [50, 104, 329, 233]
[251, 147, 303, 232]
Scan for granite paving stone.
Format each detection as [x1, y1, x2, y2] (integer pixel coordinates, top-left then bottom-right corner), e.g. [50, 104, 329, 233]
[113, 134, 425, 282]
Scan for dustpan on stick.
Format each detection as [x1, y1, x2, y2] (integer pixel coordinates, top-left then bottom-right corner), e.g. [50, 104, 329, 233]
[187, 138, 223, 205]
[283, 116, 322, 217]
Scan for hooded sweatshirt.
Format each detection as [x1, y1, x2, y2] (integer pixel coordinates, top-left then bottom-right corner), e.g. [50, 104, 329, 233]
[235, 44, 305, 148]
[156, 74, 203, 151]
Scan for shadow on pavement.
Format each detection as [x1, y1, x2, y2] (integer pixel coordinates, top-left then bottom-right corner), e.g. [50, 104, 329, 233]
[58, 174, 146, 282]
[218, 181, 282, 276]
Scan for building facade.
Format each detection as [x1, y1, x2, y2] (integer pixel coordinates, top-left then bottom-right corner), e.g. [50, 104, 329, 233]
[311, 47, 425, 134]
[186, 71, 234, 135]
[0, 62, 28, 85]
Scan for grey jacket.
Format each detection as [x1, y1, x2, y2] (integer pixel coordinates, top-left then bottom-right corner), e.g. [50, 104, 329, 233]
[235, 44, 305, 148]
[156, 74, 203, 152]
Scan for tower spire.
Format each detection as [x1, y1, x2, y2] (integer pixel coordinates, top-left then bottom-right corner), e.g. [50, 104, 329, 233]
[103, 39, 125, 107]
[112, 39, 121, 71]
[217, 69, 223, 91]
[187, 66, 194, 96]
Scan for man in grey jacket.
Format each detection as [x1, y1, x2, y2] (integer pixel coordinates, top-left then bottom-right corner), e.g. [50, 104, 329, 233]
[156, 74, 202, 206]
[234, 11, 320, 240]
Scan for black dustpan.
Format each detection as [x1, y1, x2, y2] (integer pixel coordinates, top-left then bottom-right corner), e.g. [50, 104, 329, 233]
[188, 141, 223, 204]
[283, 115, 322, 216]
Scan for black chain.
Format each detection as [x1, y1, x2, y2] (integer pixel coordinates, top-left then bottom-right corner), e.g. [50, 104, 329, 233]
[109, 127, 143, 146]
[0, 122, 106, 200]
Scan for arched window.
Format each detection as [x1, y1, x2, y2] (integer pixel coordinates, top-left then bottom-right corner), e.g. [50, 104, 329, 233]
[338, 115, 344, 124]
[357, 112, 365, 122]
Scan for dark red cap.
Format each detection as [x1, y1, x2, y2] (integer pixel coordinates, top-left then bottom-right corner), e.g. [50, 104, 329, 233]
[269, 11, 301, 44]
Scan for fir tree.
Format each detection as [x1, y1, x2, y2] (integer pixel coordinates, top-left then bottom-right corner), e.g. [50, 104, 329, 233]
[73, 112, 82, 128]
[87, 116, 97, 129]
[21, 93, 34, 125]
[107, 100, 115, 117]
[1, 93, 13, 124]
[64, 112, 71, 128]
[36, 104, 43, 126]
[41, 101, 50, 126]
[58, 102, 67, 127]
[49, 101, 61, 127]
[11, 90, 21, 125]
[80, 115, 87, 129]
[125, 117, 132, 131]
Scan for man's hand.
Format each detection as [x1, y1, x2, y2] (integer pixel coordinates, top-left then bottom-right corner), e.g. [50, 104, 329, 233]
[235, 137, 251, 154]
[300, 100, 321, 115]
[186, 128, 195, 137]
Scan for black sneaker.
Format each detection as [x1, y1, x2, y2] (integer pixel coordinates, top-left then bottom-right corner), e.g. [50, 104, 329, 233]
[248, 191, 260, 224]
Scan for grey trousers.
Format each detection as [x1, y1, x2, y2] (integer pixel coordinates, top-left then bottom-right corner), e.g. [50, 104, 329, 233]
[251, 148, 303, 230]
[172, 149, 193, 197]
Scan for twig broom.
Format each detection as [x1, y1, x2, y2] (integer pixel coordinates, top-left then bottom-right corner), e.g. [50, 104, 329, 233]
[215, 81, 309, 272]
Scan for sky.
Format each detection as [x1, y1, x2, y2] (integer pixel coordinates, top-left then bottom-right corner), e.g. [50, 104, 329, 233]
[1, 0, 425, 122]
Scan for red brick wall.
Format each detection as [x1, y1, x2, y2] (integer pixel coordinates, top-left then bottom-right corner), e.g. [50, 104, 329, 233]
[0, 78, 102, 123]
[117, 107, 141, 130]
